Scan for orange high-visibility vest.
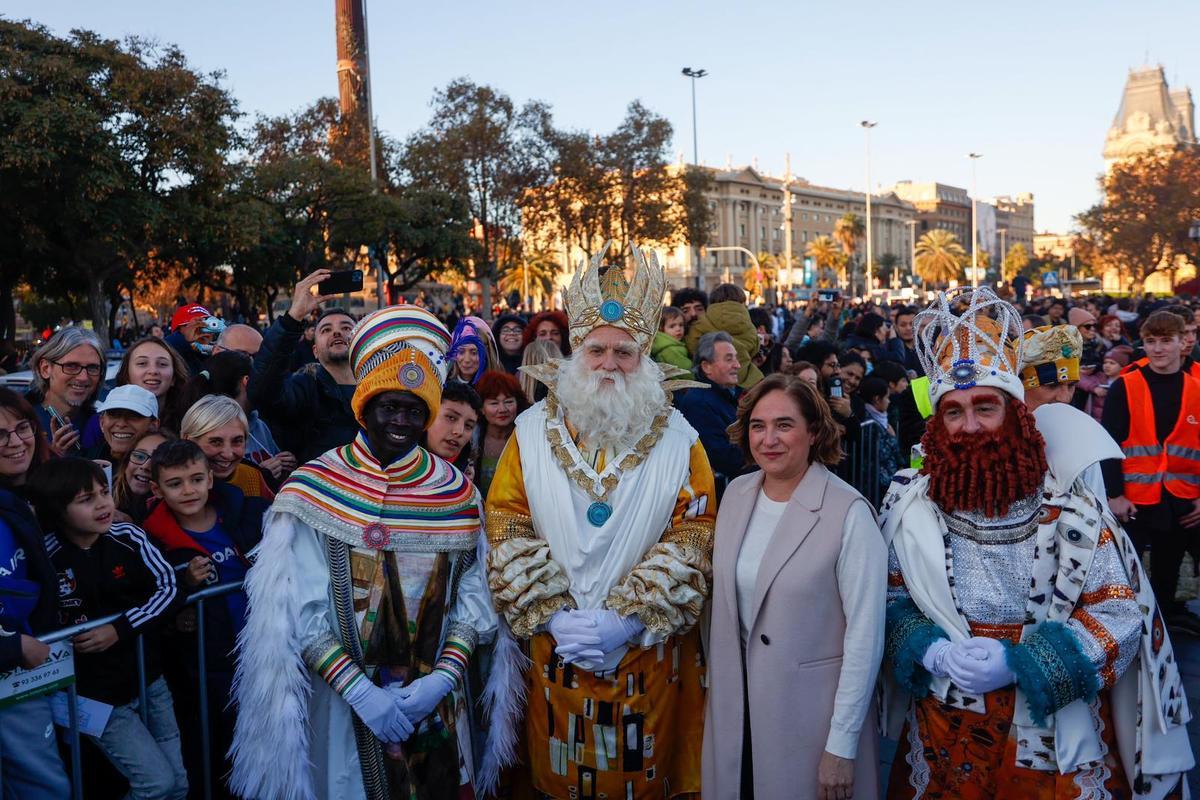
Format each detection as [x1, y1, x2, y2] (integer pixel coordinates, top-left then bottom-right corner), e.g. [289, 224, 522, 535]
[1120, 368, 1200, 504]
[1121, 356, 1200, 380]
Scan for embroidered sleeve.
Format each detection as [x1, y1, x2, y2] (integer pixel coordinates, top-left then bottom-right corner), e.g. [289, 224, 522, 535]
[431, 622, 478, 686]
[607, 441, 716, 642]
[885, 546, 949, 697]
[303, 635, 368, 698]
[484, 437, 575, 637]
[1005, 527, 1137, 724]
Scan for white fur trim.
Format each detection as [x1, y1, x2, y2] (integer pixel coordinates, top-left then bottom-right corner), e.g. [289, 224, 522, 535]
[475, 619, 530, 798]
[228, 515, 316, 800]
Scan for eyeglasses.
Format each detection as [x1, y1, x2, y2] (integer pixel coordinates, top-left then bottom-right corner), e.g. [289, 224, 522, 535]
[499, 326, 523, 336]
[50, 360, 102, 377]
[128, 449, 152, 465]
[0, 420, 35, 443]
[1079, 323, 1096, 330]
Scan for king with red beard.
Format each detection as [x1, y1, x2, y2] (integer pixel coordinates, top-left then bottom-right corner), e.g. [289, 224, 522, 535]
[879, 288, 1192, 800]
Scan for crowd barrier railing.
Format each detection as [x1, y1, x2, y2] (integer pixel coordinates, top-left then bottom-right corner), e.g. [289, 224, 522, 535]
[839, 419, 885, 509]
[30, 578, 246, 800]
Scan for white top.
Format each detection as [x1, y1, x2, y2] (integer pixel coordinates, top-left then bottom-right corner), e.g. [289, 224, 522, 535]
[734, 491, 885, 760]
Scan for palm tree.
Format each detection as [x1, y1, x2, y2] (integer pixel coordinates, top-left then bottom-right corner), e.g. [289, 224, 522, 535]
[499, 247, 563, 306]
[914, 229, 968, 287]
[805, 235, 844, 288]
[833, 213, 864, 290]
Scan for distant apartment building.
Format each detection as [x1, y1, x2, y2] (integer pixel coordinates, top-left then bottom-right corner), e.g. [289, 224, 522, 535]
[993, 193, 1035, 259]
[889, 181, 973, 247]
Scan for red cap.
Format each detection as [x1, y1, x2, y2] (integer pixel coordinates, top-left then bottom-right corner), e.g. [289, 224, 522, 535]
[170, 304, 211, 330]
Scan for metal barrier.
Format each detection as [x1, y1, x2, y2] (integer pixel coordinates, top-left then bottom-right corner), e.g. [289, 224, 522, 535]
[37, 579, 246, 800]
[838, 419, 886, 509]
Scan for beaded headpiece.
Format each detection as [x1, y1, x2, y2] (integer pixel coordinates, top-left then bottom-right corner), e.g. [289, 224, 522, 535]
[915, 286, 1025, 407]
[1019, 325, 1082, 389]
[563, 241, 665, 354]
[348, 305, 452, 429]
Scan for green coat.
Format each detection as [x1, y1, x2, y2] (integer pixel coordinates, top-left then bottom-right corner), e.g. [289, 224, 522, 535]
[651, 331, 693, 371]
[684, 301, 764, 389]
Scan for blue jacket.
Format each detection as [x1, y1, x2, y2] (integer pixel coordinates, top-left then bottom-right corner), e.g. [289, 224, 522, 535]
[0, 489, 58, 672]
[674, 376, 748, 490]
[248, 314, 358, 463]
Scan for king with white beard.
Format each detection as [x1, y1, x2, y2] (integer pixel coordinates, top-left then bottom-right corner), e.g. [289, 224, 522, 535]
[485, 243, 716, 800]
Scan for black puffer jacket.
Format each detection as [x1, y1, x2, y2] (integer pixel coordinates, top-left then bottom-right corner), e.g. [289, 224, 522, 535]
[248, 314, 358, 462]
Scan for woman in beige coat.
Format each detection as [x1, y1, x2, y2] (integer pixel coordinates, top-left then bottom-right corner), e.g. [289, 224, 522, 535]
[702, 374, 886, 800]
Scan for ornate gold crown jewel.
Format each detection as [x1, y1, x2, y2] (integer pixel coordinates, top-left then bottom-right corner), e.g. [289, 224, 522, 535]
[914, 286, 1026, 405]
[564, 240, 666, 353]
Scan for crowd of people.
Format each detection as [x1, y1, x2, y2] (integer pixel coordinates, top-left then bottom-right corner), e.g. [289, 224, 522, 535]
[0, 252, 1196, 800]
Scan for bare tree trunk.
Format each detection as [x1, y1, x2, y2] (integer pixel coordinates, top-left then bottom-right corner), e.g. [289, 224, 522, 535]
[88, 277, 110, 350]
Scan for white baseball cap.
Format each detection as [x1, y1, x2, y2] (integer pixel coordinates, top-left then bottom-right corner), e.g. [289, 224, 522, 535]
[96, 385, 158, 418]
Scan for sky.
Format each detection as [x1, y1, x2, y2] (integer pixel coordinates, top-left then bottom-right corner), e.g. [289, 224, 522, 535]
[7, 0, 1200, 233]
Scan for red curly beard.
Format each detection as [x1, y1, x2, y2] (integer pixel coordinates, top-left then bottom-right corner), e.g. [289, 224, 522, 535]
[921, 395, 1049, 517]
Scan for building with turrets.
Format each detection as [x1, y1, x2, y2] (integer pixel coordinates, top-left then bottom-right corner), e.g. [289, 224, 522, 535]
[1103, 65, 1195, 169]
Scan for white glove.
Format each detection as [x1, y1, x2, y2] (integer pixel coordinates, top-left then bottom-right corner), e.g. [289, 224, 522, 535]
[394, 672, 455, 724]
[921, 638, 953, 678]
[548, 610, 604, 666]
[344, 679, 415, 743]
[573, 609, 645, 655]
[946, 636, 1016, 694]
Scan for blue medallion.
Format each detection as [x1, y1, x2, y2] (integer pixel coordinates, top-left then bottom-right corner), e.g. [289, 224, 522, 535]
[586, 501, 612, 527]
[599, 300, 625, 323]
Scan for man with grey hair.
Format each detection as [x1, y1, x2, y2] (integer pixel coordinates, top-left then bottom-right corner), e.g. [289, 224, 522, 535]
[27, 327, 106, 456]
[675, 330, 746, 498]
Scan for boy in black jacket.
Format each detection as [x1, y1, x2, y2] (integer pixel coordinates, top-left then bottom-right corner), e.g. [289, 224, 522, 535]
[29, 457, 187, 800]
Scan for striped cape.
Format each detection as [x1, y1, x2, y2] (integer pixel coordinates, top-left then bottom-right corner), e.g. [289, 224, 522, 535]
[272, 432, 479, 553]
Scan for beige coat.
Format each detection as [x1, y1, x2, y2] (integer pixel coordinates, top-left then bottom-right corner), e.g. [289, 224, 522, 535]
[701, 464, 881, 800]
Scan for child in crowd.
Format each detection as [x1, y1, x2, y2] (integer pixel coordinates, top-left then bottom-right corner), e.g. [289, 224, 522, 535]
[28, 457, 187, 800]
[113, 430, 174, 524]
[651, 305, 692, 370]
[141, 439, 266, 799]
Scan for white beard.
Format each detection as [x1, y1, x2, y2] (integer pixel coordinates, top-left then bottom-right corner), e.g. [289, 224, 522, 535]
[553, 353, 666, 451]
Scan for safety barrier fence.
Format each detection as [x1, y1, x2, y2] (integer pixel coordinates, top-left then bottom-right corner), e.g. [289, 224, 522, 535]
[22, 578, 246, 800]
[838, 418, 886, 509]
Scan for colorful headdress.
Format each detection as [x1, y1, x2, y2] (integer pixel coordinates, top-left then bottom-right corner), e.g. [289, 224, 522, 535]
[563, 241, 665, 353]
[447, 317, 490, 383]
[349, 305, 452, 429]
[1020, 325, 1082, 389]
[915, 286, 1025, 407]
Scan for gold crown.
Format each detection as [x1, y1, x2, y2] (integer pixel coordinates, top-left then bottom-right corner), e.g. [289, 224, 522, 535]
[563, 241, 665, 353]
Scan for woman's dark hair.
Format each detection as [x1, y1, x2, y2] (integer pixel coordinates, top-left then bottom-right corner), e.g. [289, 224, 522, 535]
[854, 312, 886, 339]
[180, 350, 252, 411]
[795, 340, 837, 367]
[748, 307, 773, 332]
[805, 315, 826, 333]
[727, 373, 843, 467]
[150, 438, 209, 482]
[116, 337, 191, 432]
[0, 387, 50, 480]
[871, 360, 908, 385]
[859, 375, 890, 404]
[838, 350, 866, 370]
[27, 457, 108, 533]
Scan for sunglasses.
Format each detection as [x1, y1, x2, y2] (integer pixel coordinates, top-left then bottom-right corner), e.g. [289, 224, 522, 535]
[1079, 323, 1096, 330]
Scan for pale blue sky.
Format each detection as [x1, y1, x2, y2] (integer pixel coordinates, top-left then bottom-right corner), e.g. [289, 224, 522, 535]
[7, 1, 1199, 232]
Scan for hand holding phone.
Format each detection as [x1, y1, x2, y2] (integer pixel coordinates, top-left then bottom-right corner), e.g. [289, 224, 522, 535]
[47, 409, 80, 456]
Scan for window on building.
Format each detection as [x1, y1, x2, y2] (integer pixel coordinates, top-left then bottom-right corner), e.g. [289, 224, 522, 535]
[760, 226, 766, 239]
[739, 223, 746, 236]
[773, 229, 780, 241]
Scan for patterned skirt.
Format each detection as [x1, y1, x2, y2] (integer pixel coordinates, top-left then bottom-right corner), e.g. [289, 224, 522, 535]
[519, 630, 705, 800]
[887, 623, 1134, 800]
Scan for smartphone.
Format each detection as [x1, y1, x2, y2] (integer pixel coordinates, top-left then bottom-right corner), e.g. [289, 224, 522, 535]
[321, 269, 364, 295]
[818, 290, 840, 302]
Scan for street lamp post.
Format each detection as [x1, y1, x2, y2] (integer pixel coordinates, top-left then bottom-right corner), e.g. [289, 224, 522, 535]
[968, 153, 983, 288]
[861, 121, 877, 297]
[682, 67, 708, 290]
[782, 153, 794, 297]
[998, 228, 1007, 281]
[905, 219, 919, 287]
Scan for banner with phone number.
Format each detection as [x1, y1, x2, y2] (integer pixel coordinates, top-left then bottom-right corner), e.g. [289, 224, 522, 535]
[0, 640, 74, 708]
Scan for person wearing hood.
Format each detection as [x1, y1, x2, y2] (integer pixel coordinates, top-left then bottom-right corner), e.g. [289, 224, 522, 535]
[684, 283, 764, 389]
[650, 306, 692, 371]
[491, 314, 526, 375]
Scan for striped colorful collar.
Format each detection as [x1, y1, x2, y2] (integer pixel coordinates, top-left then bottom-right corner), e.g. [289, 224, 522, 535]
[273, 432, 479, 552]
